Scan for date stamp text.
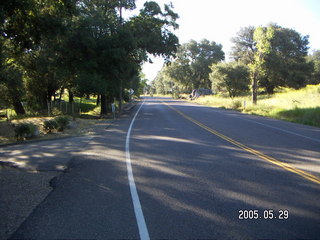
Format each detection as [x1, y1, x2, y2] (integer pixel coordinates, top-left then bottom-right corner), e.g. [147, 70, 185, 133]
[238, 209, 289, 220]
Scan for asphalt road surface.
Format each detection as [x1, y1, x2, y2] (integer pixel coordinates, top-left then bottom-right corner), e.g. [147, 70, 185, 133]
[10, 97, 320, 239]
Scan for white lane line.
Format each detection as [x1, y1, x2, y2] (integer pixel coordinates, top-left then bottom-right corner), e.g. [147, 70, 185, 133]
[236, 117, 320, 143]
[125, 100, 150, 240]
[198, 106, 320, 144]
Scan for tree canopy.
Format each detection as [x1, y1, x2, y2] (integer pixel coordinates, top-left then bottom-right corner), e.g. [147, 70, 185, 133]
[230, 23, 314, 103]
[153, 39, 224, 93]
[1, 1, 319, 111]
[210, 62, 249, 98]
[308, 50, 320, 84]
[153, 23, 317, 103]
[0, 0, 179, 115]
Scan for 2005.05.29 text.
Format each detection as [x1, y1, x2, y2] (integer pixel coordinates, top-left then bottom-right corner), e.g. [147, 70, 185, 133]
[239, 210, 289, 220]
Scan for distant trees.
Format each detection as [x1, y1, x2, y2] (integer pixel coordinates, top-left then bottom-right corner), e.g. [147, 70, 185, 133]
[152, 39, 225, 94]
[231, 23, 313, 103]
[153, 23, 317, 103]
[151, 67, 173, 95]
[1, 0, 319, 111]
[210, 62, 249, 98]
[262, 25, 312, 93]
[0, 0, 179, 115]
[308, 50, 320, 84]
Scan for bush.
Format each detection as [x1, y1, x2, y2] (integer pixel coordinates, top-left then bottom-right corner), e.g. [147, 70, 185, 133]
[14, 123, 38, 141]
[231, 100, 242, 109]
[52, 107, 63, 116]
[54, 116, 70, 131]
[43, 119, 59, 133]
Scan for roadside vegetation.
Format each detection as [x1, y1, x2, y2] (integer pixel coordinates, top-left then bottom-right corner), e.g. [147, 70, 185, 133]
[0, 0, 179, 144]
[150, 24, 320, 128]
[1, 1, 320, 143]
[191, 84, 320, 127]
[0, 0, 178, 116]
[151, 25, 320, 103]
[0, 94, 141, 145]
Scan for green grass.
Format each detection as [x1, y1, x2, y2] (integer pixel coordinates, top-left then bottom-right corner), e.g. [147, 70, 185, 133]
[75, 97, 98, 114]
[192, 84, 320, 127]
[0, 97, 101, 121]
[0, 95, 130, 121]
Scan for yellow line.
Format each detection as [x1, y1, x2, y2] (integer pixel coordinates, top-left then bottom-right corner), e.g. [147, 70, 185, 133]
[163, 102, 320, 185]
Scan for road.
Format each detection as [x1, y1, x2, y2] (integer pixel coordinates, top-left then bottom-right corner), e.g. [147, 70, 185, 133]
[9, 97, 320, 239]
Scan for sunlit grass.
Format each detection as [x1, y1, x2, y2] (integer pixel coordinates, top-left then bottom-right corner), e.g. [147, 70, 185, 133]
[192, 84, 320, 127]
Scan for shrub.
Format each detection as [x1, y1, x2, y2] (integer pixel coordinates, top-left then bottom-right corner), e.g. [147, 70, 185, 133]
[43, 119, 59, 133]
[231, 100, 242, 109]
[54, 116, 70, 131]
[52, 107, 63, 116]
[14, 123, 38, 141]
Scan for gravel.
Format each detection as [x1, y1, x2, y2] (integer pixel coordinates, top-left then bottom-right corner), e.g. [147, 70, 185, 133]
[0, 165, 57, 239]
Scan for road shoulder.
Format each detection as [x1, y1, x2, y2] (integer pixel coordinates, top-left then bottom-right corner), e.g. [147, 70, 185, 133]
[0, 104, 138, 240]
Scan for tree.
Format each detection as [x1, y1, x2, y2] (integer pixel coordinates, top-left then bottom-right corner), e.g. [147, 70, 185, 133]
[308, 50, 320, 84]
[164, 39, 225, 91]
[151, 66, 175, 94]
[62, 0, 179, 115]
[130, 1, 179, 62]
[165, 60, 194, 91]
[21, 37, 67, 110]
[249, 26, 274, 104]
[1, 0, 179, 116]
[0, 0, 77, 114]
[136, 73, 148, 96]
[0, 0, 35, 114]
[0, 38, 26, 114]
[0, 58, 26, 114]
[231, 24, 312, 97]
[210, 62, 250, 98]
[187, 39, 225, 89]
[231, 26, 256, 64]
[261, 24, 312, 93]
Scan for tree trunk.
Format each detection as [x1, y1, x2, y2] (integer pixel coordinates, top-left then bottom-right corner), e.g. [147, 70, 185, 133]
[119, 80, 123, 114]
[266, 84, 275, 95]
[39, 94, 47, 110]
[100, 94, 108, 115]
[96, 95, 100, 106]
[68, 89, 74, 114]
[252, 75, 258, 105]
[59, 88, 64, 101]
[68, 89, 74, 104]
[12, 98, 26, 115]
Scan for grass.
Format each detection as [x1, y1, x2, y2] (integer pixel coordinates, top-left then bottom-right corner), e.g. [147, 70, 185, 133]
[0, 96, 100, 120]
[191, 84, 320, 128]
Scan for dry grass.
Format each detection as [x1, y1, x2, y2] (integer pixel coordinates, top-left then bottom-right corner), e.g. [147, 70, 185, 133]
[191, 84, 320, 127]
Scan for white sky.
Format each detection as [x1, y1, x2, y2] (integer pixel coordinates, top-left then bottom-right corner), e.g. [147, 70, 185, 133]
[133, 0, 320, 81]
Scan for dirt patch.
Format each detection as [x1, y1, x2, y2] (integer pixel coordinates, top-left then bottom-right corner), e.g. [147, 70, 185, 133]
[0, 117, 99, 145]
[0, 122, 15, 144]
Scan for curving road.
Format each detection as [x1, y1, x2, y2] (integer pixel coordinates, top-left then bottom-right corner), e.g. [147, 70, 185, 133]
[10, 97, 320, 239]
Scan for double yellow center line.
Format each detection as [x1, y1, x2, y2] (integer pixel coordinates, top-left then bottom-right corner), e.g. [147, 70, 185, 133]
[164, 102, 320, 185]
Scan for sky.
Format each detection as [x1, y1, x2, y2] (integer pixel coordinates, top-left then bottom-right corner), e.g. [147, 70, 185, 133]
[133, 0, 320, 81]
